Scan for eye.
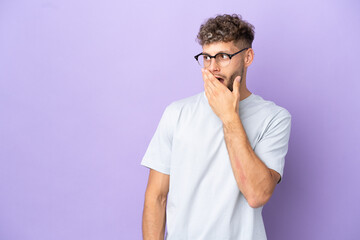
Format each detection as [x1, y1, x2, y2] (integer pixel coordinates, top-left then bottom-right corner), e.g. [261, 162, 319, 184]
[219, 53, 229, 60]
[203, 55, 211, 60]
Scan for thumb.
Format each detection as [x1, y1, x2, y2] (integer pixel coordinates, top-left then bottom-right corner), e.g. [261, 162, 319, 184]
[232, 76, 241, 98]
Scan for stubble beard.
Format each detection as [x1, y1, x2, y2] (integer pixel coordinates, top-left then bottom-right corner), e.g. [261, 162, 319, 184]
[227, 66, 245, 92]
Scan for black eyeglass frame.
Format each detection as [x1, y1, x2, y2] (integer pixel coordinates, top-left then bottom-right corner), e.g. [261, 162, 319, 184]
[194, 47, 249, 67]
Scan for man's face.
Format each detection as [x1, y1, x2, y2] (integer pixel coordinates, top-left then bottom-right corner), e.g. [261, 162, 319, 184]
[202, 41, 246, 91]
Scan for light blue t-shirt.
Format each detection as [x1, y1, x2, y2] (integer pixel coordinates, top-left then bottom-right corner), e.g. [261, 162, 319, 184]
[141, 92, 291, 240]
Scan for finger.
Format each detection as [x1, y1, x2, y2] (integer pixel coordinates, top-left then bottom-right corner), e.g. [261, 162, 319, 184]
[204, 69, 221, 87]
[201, 68, 208, 82]
[232, 76, 241, 99]
[204, 86, 212, 101]
[202, 69, 216, 91]
[204, 69, 228, 91]
[204, 80, 214, 96]
[201, 69, 215, 94]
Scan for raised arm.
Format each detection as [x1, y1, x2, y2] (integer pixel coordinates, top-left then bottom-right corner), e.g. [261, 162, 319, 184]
[142, 169, 170, 240]
[202, 69, 288, 208]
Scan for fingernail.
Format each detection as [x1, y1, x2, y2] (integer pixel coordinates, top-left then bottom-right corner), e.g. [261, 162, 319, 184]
[236, 76, 241, 82]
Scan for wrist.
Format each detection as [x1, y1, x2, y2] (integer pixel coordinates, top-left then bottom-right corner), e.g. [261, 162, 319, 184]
[221, 112, 240, 126]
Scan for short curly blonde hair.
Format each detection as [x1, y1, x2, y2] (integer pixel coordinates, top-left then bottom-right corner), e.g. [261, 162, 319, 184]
[197, 14, 255, 47]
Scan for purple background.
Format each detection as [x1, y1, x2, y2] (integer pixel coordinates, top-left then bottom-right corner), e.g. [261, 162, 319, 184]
[1, 0, 359, 239]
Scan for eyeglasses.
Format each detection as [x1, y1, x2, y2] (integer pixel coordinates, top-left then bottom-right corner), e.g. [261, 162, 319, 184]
[194, 48, 249, 68]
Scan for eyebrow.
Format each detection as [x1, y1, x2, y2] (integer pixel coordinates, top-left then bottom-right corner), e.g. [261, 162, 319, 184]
[202, 50, 232, 55]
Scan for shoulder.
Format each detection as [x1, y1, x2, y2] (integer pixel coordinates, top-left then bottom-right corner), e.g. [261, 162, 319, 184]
[156, 92, 205, 135]
[249, 95, 292, 141]
[248, 94, 291, 121]
[164, 91, 205, 115]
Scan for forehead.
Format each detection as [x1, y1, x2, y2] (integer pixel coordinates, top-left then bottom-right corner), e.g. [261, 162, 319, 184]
[202, 41, 239, 54]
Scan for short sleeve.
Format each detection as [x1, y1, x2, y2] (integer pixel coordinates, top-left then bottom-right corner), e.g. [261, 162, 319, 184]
[254, 109, 292, 183]
[141, 105, 175, 175]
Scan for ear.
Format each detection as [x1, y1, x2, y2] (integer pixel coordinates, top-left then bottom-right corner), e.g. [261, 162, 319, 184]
[244, 48, 254, 67]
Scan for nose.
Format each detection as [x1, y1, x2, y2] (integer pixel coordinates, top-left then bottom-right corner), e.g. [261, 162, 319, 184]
[206, 58, 220, 72]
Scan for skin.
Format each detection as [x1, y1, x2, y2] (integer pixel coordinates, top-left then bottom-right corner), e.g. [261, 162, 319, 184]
[142, 169, 169, 240]
[201, 41, 248, 93]
[142, 40, 281, 239]
[202, 41, 281, 208]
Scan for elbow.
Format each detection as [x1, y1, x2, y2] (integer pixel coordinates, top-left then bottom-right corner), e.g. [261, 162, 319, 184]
[248, 198, 265, 208]
[244, 180, 276, 208]
[247, 192, 271, 209]
[157, 194, 168, 207]
[145, 191, 168, 207]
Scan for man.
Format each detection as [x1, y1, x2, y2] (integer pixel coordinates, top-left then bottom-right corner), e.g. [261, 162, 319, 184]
[141, 14, 291, 240]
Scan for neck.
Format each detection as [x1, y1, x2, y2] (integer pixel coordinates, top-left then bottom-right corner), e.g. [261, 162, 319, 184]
[239, 78, 252, 101]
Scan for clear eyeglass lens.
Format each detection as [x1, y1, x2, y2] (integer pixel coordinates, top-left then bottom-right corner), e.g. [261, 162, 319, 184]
[197, 55, 209, 67]
[197, 54, 231, 67]
[216, 54, 230, 67]
[197, 53, 232, 67]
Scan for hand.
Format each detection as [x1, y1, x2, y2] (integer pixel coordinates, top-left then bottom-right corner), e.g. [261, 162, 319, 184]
[202, 68, 241, 122]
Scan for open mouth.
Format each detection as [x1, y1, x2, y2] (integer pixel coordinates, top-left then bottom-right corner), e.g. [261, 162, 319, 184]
[216, 77, 224, 83]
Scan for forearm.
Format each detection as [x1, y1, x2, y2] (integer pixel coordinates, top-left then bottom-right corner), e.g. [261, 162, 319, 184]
[142, 195, 167, 240]
[223, 113, 275, 208]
